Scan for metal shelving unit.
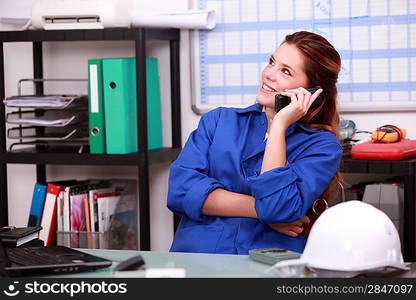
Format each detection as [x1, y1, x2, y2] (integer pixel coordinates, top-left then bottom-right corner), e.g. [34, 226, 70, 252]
[341, 157, 416, 261]
[0, 28, 182, 251]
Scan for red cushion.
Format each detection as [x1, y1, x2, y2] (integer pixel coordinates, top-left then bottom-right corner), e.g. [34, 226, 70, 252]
[351, 139, 416, 160]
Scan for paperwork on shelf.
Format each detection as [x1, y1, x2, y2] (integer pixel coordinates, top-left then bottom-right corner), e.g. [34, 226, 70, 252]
[8, 128, 88, 141]
[6, 113, 87, 127]
[3, 95, 87, 109]
[131, 9, 216, 29]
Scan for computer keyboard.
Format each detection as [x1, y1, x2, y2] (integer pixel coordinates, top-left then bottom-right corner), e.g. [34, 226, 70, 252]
[6, 247, 71, 266]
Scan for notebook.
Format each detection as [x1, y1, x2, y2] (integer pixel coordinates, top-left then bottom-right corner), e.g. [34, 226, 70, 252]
[0, 242, 112, 277]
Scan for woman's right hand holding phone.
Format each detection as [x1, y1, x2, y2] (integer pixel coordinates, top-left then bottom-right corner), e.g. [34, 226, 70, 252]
[273, 87, 323, 130]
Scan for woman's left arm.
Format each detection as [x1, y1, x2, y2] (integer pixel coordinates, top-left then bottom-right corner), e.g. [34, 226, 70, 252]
[252, 87, 341, 224]
[249, 138, 342, 224]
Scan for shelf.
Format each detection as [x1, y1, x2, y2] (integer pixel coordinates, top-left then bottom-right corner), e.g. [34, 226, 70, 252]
[0, 26, 182, 251]
[341, 156, 416, 262]
[0, 28, 179, 42]
[0, 147, 181, 166]
[341, 156, 416, 174]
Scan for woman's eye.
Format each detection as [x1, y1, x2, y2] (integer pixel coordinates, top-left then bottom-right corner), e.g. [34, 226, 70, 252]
[282, 68, 291, 76]
[268, 58, 275, 66]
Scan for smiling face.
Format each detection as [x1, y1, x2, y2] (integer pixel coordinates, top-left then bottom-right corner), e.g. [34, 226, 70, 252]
[256, 42, 310, 108]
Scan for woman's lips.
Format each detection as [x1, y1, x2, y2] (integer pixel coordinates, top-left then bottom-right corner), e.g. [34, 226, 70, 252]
[261, 82, 277, 93]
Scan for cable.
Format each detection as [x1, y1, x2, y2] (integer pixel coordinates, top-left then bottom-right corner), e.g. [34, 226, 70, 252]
[373, 124, 403, 143]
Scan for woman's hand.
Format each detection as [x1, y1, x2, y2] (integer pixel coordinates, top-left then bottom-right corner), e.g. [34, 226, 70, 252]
[268, 216, 310, 237]
[272, 87, 323, 129]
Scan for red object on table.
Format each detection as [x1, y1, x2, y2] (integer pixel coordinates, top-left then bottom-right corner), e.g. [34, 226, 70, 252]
[351, 139, 416, 160]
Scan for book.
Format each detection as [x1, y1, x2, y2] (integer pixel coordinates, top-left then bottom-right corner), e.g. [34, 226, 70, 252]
[69, 193, 88, 232]
[62, 186, 71, 232]
[0, 226, 41, 247]
[88, 187, 115, 232]
[107, 180, 138, 250]
[18, 238, 44, 248]
[39, 183, 65, 246]
[27, 183, 47, 227]
[96, 192, 120, 233]
[61, 180, 90, 232]
[84, 196, 91, 232]
[56, 190, 65, 232]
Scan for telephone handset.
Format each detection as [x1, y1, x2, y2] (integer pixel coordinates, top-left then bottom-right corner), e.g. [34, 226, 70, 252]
[274, 87, 324, 113]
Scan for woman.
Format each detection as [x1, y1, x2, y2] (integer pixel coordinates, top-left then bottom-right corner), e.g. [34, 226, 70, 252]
[167, 31, 343, 254]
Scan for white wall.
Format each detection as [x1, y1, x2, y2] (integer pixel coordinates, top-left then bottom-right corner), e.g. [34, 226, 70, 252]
[2, 0, 194, 251]
[2, 0, 415, 251]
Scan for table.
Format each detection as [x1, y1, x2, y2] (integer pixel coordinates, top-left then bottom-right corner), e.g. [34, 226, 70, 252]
[47, 249, 416, 278]
[49, 249, 271, 278]
[342, 157, 416, 262]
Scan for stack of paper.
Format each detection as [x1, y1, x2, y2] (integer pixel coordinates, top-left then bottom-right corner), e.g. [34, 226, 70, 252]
[3, 95, 87, 109]
[7, 114, 87, 127]
[3, 94, 88, 151]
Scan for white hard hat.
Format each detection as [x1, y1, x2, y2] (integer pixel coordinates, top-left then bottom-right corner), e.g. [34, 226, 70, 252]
[270, 200, 409, 276]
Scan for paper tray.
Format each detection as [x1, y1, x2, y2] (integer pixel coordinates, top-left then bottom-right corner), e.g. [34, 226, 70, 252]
[3, 95, 88, 110]
[6, 110, 88, 127]
[8, 139, 89, 153]
[8, 126, 88, 141]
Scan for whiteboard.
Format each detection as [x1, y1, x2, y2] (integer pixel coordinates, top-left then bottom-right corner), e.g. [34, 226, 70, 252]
[191, 0, 416, 114]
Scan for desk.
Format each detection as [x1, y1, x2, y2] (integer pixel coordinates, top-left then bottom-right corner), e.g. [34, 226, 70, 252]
[48, 249, 416, 278]
[50, 249, 271, 278]
[342, 157, 416, 262]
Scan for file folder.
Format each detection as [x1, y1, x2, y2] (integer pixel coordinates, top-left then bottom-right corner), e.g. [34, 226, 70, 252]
[88, 59, 106, 154]
[102, 57, 162, 154]
[39, 183, 65, 246]
[28, 183, 47, 227]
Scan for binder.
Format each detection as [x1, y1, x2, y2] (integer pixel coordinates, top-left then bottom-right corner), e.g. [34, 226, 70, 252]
[28, 183, 47, 227]
[88, 59, 106, 154]
[39, 183, 65, 246]
[102, 57, 162, 154]
[146, 58, 163, 151]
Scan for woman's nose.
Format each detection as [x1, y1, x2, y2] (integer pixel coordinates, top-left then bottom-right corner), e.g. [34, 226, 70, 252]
[264, 66, 276, 81]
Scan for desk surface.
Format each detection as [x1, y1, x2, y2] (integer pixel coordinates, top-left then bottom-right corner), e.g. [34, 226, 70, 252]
[52, 249, 271, 278]
[48, 249, 416, 278]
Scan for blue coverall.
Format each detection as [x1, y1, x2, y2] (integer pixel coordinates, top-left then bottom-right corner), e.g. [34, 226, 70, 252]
[167, 103, 342, 254]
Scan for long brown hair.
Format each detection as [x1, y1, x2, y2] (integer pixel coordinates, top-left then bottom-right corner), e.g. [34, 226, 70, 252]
[284, 31, 343, 203]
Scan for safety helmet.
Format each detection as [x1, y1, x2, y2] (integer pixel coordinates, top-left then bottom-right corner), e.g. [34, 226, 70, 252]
[271, 201, 409, 275]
